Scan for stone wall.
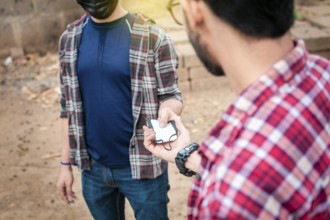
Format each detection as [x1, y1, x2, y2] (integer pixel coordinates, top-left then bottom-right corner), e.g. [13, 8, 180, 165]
[0, 0, 170, 58]
[162, 2, 330, 91]
[2, 0, 330, 79]
[0, 0, 84, 58]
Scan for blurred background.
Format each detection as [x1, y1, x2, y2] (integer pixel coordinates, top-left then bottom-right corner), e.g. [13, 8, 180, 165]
[0, 0, 170, 57]
[0, 0, 330, 219]
[1, 0, 330, 58]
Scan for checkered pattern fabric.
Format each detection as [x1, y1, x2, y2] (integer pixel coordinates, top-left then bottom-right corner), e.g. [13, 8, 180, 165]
[59, 13, 182, 179]
[188, 40, 330, 219]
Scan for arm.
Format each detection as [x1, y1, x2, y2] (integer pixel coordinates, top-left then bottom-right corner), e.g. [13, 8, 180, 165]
[56, 118, 76, 205]
[184, 150, 201, 173]
[60, 118, 70, 163]
[56, 31, 75, 204]
[153, 29, 183, 126]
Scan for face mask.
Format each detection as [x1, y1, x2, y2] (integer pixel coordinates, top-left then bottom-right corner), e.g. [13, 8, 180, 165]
[76, 0, 119, 19]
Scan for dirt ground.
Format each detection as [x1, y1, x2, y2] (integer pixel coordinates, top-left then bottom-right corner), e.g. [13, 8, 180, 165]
[0, 52, 235, 219]
[1, 0, 329, 218]
[1, 0, 328, 218]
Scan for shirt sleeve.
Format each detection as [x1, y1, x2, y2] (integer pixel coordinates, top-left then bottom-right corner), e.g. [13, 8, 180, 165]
[152, 27, 183, 103]
[58, 30, 68, 118]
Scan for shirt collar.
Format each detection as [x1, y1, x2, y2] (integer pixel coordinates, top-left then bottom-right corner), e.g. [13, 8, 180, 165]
[234, 39, 308, 114]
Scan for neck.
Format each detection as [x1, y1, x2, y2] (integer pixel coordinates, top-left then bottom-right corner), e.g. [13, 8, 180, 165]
[213, 27, 294, 94]
[91, 5, 127, 23]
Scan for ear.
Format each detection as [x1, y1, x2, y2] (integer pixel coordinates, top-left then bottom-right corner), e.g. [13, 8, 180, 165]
[184, 0, 204, 32]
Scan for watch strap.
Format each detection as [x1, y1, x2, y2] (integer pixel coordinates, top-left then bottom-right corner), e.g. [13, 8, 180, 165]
[175, 142, 199, 177]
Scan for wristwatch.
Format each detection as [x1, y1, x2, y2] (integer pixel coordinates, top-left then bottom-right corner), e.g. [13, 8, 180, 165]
[175, 142, 199, 177]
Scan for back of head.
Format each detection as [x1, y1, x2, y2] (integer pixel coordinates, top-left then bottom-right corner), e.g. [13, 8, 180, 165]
[204, 0, 295, 38]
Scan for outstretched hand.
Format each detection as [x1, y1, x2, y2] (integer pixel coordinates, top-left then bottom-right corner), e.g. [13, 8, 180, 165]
[143, 115, 191, 163]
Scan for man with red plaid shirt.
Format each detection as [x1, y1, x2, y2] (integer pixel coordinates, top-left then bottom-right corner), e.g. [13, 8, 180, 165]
[144, 0, 330, 219]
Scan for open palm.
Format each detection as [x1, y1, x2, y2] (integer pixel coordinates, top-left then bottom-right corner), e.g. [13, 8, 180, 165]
[143, 116, 191, 163]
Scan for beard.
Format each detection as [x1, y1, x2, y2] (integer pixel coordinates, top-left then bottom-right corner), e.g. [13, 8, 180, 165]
[184, 13, 225, 77]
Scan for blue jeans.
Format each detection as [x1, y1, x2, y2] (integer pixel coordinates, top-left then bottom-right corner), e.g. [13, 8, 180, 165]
[82, 160, 169, 220]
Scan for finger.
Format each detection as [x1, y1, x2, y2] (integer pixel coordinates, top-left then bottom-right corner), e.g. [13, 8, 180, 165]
[58, 185, 69, 204]
[144, 136, 155, 149]
[159, 121, 167, 128]
[143, 126, 155, 136]
[158, 113, 169, 128]
[144, 135, 154, 149]
[143, 128, 156, 140]
[65, 183, 73, 202]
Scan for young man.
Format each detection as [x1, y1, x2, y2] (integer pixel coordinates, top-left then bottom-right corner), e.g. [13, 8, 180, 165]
[56, 0, 183, 219]
[144, 0, 330, 219]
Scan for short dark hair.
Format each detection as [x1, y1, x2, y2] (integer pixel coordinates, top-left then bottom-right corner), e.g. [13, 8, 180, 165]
[204, 0, 295, 38]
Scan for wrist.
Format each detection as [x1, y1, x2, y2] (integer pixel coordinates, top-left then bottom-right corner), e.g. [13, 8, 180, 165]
[61, 165, 72, 172]
[60, 160, 72, 170]
[185, 151, 201, 173]
[175, 142, 199, 177]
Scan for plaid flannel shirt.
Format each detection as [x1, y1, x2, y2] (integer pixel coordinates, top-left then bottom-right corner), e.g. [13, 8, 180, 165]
[188, 40, 330, 219]
[59, 13, 182, 179]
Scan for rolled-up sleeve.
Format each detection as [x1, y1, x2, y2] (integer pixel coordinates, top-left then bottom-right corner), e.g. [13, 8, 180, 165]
[153, 29, 183, 103]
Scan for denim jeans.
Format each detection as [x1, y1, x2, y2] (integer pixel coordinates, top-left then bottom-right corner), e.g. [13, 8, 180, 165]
[82, 160, 169, 220]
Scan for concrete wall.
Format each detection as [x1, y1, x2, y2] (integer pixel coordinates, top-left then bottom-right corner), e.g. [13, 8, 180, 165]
[0, 0, 84, 58]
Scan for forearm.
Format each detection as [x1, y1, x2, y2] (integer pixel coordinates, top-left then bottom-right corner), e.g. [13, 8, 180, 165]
[159, 99, 183, 116]
[60, 118, 71, 164]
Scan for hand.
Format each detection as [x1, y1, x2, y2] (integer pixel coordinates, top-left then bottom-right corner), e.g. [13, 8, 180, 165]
[143, 115, 191, 163]
[56, 166, 76, 205]
[158, 107, 177, 128]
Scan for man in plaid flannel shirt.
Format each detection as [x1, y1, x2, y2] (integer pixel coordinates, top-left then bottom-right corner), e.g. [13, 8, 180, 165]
[144, 0, 330, 219]
[56, 0, 182, 219]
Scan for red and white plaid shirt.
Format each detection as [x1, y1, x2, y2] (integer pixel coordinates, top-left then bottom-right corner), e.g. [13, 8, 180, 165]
[188, 40, 330, 219]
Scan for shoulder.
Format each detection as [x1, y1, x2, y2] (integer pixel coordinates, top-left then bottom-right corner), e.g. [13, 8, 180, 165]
[59, 13, 89, 49]
[307, 54, 330, 78]
[148, 23, 174, 52]
[68, 13, 89, 29]
[149, 24, 167, 40]
[132, 13, 167, 39]
[132, 14, 173, 51]
[133, 13, 155, 25]
[61, 13, 89, 36]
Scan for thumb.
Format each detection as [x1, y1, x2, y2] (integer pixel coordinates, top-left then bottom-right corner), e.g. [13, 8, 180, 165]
[159, 119, 167, 128]
[158, 111, 170, 128]
[158, 113, 170, 128]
